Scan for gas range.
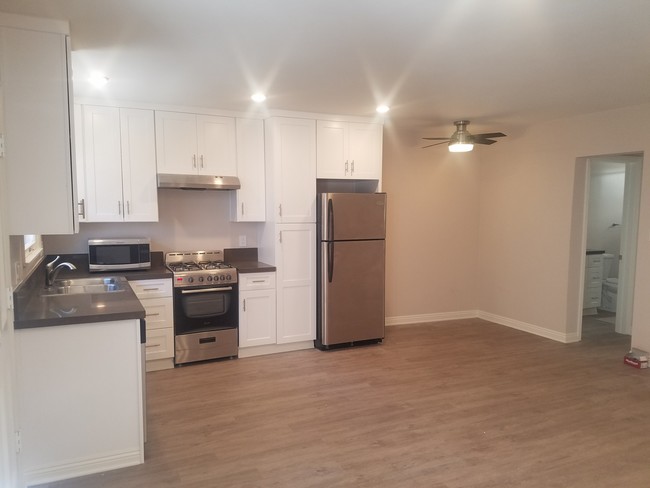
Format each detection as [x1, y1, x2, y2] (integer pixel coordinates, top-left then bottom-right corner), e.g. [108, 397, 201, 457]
[165, 250, 238, 287]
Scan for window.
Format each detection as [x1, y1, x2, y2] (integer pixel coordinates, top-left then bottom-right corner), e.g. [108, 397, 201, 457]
[23, 234, 43, 264]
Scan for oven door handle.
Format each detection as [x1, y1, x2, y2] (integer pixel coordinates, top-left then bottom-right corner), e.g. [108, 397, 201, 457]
[180, 287, 233, 294]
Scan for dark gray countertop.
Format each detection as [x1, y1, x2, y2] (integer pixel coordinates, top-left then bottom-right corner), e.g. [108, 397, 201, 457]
[223, 247, 276, 274]
[13, 252, 171, 329]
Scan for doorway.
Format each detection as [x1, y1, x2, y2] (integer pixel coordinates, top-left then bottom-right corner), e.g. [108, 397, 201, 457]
[580, 153, 643, 342]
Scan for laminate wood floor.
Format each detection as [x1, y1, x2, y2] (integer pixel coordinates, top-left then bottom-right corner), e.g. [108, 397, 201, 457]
[38, 319, 650, 488]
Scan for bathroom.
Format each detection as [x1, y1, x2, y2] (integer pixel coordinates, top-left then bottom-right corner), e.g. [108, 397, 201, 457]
[583, 155, 642, 337]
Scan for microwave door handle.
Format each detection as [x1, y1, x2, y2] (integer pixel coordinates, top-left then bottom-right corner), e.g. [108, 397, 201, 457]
[181, 287, 233, 294]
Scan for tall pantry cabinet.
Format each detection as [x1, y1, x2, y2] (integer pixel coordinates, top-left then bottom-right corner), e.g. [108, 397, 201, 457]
[260, 117, 317, 346]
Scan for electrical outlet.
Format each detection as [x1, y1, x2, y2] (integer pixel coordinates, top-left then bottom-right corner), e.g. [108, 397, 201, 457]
[238, 235, 247, 247]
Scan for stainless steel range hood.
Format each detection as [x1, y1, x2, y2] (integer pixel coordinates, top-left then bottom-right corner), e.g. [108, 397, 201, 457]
[157, 173, 241, 190]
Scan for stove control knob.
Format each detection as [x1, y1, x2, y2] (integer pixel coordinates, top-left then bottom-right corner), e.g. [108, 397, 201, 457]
[198, 276, 204, 282]
[187, 277, 194, 283]
[220, 275, 226, 281]
[207, 275, 213, 282]
[226, 274, 232, 281]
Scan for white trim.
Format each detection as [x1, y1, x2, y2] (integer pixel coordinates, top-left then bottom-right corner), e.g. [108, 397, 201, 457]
[477, 311, 579, 343]
[23, 449, 143, 487]
[385, 310, 478, 326]
[238, 340, 313, 358]
[385, 311, 580, 344]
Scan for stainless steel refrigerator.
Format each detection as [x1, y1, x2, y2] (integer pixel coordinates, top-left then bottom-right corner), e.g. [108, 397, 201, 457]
[316, 192, 386, 349]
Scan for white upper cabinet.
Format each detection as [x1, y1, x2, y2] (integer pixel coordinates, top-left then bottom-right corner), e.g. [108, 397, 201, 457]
[316, 120, 383, 180]
[265, 117, 316, 223]
[230, 118, 266, 222]
[1, 19, 78, 235]
[79, 105, 158, 222]
[155, 111, 237, 176]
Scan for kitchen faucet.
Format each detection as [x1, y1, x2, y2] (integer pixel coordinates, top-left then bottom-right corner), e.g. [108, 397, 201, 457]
[45, 256, 77, 287]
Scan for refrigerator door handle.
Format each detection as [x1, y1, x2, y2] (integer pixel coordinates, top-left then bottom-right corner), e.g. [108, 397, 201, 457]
[327, 241, 334, 283]
[327, 197, 334, 241]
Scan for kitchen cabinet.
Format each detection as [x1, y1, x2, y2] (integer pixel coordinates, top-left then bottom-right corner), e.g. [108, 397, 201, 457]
[130, 278, 174, 371]
[15, 319, 144, 486]
[275, 223, 316, 344]
[155, 111, 237, 176]
[78, 105, 158, 222]
[583, 253, 604, 312]
[239, 272, 277, 347]
[264, 117, 316, 223]
[316, 120, 383, 180]
[230, 118, 266, 222]
[1, 16, 78, 235]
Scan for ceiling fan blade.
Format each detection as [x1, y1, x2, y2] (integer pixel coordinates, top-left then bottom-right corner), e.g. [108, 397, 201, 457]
[422, 137, 451, 141]
[473, 138, 498, 145]
[473, 132, 506, 139]
[422, 141, 450, 148]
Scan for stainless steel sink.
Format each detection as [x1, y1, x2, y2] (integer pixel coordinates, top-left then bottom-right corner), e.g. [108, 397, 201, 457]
[42, 276, 126, 296]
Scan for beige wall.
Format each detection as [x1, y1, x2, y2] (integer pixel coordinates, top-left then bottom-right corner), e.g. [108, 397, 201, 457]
[477, 103, 650, 346]
[382, 125, 481, 321]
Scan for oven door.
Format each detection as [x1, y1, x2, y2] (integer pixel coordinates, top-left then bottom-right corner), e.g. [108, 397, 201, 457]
[174, 285, 238, 335]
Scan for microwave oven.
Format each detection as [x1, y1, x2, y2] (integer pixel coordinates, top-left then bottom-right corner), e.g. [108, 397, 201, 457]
[88, 238, 151, 272]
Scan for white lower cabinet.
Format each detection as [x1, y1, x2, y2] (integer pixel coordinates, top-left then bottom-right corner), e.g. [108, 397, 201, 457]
[583, 254, 604, 311]
[15, 320, 144, 486]
[239, 273, 276, 348]
[130, 278, 174, 371]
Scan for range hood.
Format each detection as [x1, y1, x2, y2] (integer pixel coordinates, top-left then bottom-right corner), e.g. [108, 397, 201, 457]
[157, 173, 241, 190]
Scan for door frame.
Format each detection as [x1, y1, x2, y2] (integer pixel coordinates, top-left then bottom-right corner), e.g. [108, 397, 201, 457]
[575, 152, 643, 339]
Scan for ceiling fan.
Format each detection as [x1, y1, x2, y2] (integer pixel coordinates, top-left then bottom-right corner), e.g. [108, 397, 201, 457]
[422, 120, 506, 152]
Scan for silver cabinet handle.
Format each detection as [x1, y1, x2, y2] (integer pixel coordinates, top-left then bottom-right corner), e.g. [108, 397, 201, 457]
[345, 160, 349, 175]
[351, 160, 355, 174]
[118, 201, 121, 215]
[251, 280, 265, 283]
[78, 198, 86, 219]
[278, 204, 282, 217]
[142, 288, 160, 291]
[192, 154, 197, 168]
[147, 312, 160, 317]
[243, 299, 246, 312]
[241, 202, 245, 216]
[145, 343, 161, 349]
[200, 154, 204, 169]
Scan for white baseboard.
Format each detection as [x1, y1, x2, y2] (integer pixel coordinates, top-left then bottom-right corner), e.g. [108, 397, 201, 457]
[24, 449, 143, 487]
[385, 310, 578, 344]
[238, 340, 314, 358]
[477, 311, 577, 344]
[385, 310, 478, 326]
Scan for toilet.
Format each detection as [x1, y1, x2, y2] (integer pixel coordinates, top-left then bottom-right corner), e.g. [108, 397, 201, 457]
[601, 253, 618, 313]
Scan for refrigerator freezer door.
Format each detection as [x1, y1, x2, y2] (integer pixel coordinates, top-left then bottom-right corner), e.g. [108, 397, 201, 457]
[320, 239, 385, 345]
[320, 193, 386, 241]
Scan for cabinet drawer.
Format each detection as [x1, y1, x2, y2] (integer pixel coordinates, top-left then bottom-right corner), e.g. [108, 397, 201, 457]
[130, 278, 172, 298]
[239, 272, 276, 291]
[142, 297, 173, 330]
[583, 285, 602, 308]
[584, 267, 603, 286]
[145, 328, 174, 361]
[586, 254, 604, 268]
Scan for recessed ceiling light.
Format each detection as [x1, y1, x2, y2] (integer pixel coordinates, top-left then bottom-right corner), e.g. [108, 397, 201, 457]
[251, 93, 266, 103]
[88, 71, 109, 88]
[376, 105, 390, 114]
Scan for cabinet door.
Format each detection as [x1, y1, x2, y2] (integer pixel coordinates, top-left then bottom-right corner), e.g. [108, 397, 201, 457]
[74, 104, 87, 222]
[196, 115, 237, 176]
[154, 111, 197, 174]
[316, 120, 347, 178]
[239, 289, 277, 347]
[120, 109, 159, 222]
[276, 224, 316, 343]
[231, 118, 266, 222]
[268, 118, 316, 223]
[82, 105, 124, 222]
[348, 122, 382, 180]
[142, 297, 173, 331]
[3, 27, 77, 234]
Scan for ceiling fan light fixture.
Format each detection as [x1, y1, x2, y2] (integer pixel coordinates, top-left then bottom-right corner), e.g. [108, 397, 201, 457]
[448, 142, 474, 153]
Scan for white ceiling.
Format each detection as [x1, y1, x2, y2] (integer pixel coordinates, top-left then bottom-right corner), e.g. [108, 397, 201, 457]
[0, 0, 649, 132]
